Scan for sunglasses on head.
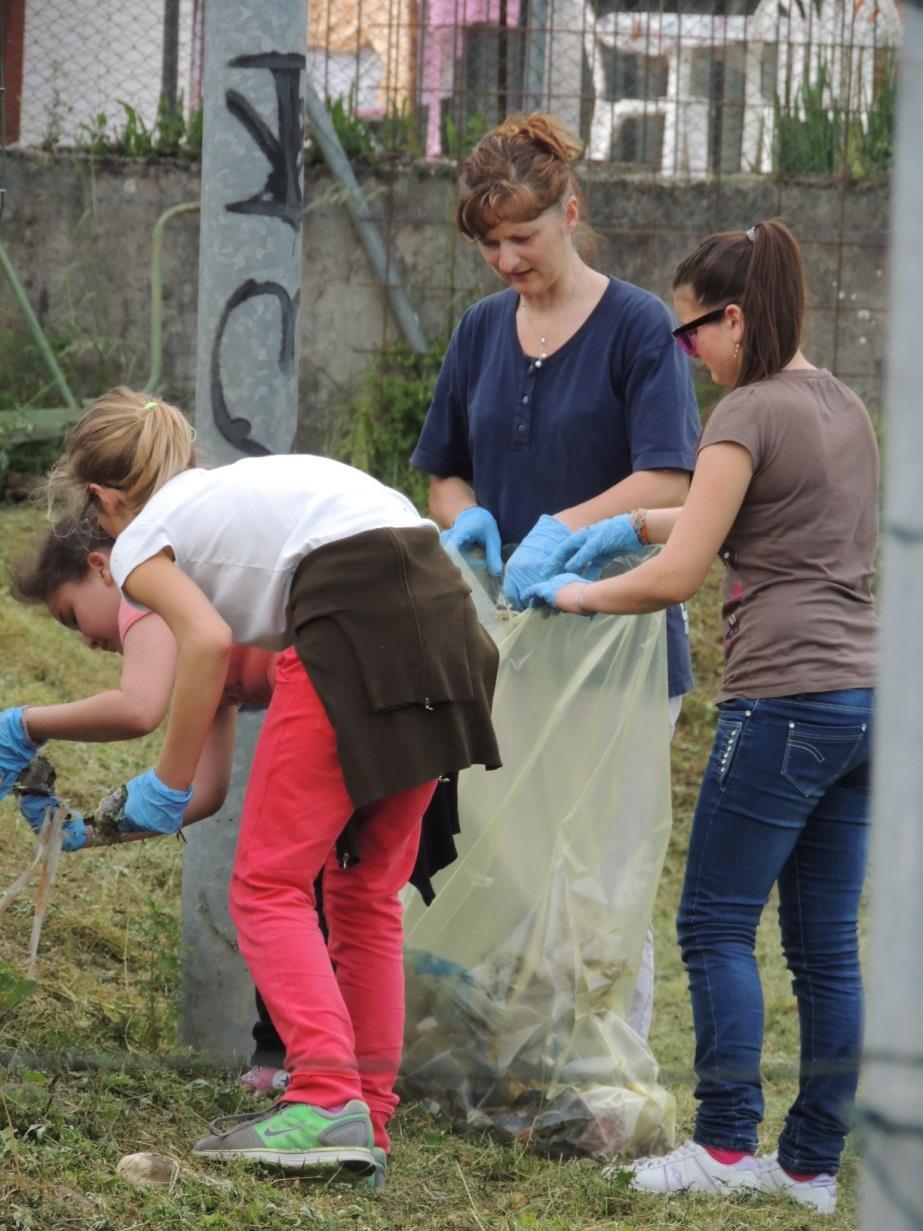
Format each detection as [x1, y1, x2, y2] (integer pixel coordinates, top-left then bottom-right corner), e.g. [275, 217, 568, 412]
[672, 305, 730, 356]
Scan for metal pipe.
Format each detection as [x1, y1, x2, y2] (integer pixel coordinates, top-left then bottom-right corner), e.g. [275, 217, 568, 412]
[860, 5, 923, 1229]
[144, 200, 200, 394]
[0, 238, 78, 409]
[303, 79, 428, 355]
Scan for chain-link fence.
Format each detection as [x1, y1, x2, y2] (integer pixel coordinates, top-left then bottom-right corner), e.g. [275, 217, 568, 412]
[0, 0, 901, 432]
[6, 0, 900, 174]
[5, 0, 201, 151]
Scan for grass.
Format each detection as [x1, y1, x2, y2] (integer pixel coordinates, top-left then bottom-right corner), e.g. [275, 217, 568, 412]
[0, 502, 860, 1230]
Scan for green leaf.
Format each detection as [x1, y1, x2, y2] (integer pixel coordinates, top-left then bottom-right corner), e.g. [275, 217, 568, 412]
[0, 961, 38, 1017]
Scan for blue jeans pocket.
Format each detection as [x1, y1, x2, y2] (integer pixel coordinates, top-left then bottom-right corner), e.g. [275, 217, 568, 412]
[781, 721, 868, 798]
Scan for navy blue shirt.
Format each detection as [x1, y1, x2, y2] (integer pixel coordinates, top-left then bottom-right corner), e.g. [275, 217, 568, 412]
[411, 278, 700, 696]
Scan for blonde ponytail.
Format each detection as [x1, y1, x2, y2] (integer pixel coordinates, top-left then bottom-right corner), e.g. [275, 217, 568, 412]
[47, 386, 197, 515]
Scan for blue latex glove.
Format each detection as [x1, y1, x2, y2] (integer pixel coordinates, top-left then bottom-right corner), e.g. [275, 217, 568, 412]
[440, 506, 503, 577]
[552, 514, 644, 580]
[120, 770, 192, 836]
[502, 515, 572, 609]
[18, 793, 87, 852]
[0, 707, 44, 801]
[522, 573, 587, 610]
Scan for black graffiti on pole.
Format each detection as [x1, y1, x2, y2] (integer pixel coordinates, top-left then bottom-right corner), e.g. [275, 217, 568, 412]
[225, 52, 305, 230]
[210, 279, 300, 456]
[211, 52, 305, 454]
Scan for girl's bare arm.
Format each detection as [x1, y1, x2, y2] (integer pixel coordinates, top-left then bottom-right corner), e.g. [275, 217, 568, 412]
[121, 554, 231, 791]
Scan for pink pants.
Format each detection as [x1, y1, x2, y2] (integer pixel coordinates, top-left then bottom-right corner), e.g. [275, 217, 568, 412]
[229, 653, 435, 1151]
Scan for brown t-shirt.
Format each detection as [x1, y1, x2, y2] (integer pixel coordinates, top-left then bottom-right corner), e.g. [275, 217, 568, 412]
[698, 369, 878, 702]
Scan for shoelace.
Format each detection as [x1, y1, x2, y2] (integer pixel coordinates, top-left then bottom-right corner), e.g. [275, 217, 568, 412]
[207, 1105, 280, 1135]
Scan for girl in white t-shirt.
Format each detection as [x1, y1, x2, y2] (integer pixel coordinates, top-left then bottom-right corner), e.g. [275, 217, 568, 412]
[36, 387, 500, 1184]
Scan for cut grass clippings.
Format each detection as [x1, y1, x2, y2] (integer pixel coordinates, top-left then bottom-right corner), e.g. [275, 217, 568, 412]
[0, 503, 861, 1230]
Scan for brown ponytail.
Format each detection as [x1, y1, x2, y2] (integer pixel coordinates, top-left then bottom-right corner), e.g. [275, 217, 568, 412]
[673, 219, 806, 388]
[455, 112, 590, 244]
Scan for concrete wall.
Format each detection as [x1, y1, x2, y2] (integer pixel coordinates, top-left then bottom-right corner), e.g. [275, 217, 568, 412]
[0, 150, 889, 447]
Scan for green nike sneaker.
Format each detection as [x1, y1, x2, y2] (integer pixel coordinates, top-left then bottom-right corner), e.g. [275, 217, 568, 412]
[193, 1099, 378, 1176]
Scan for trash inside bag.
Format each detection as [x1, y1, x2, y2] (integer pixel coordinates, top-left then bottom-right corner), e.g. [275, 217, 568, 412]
[400, 554, 676, 1159]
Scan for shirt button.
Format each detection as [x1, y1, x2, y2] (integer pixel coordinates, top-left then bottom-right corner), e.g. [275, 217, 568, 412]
[518, 424, 527, 433]
[522, 395, 529, 403]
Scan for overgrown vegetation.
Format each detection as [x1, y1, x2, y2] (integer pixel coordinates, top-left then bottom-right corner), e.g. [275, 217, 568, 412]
[70, 95, 203, 160]
[45, 80, 486, 166]
[0, 323, 138, 499]
[773, 55, 896, 176]
[308, 95, 489, 168]
[327, 339, 446, 510]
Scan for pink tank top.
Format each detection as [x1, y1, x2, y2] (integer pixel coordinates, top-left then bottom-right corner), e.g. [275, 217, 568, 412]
[117, 601, 284, 708]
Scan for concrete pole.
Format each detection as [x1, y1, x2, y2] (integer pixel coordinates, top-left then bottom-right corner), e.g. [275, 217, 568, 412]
[179, 0, 306, 1061]
[860, 7, 923, 1229]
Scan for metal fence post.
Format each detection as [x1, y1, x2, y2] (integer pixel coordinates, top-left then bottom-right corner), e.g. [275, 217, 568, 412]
[160, 0, 181, 119]
[860, 5, 923, 1228]
[178, 0, 307, 1062]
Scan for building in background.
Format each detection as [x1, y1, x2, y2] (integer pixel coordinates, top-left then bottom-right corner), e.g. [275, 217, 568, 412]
[4, 0, 903, 175]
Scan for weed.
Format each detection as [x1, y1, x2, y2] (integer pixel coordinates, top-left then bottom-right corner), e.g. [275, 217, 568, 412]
[308, 97, 485, 166]
[854, 54, 896, 175]
[376, 103, 427, 160]
[136, 896, 182, 1053]
[773, 63, 847, 175]
[444, 112, 489, 160]
[773, 57, 897, 176]
[0, 962, 37, 1017]
[38, 63, 74, 152]
[75, 113, 111, 158]
[73, 94, 203, 160]
[327, 339, 446, 509]
[321, 94, 378, 164]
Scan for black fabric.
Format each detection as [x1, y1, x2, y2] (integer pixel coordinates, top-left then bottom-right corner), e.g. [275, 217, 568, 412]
[409, 774, 460, 905]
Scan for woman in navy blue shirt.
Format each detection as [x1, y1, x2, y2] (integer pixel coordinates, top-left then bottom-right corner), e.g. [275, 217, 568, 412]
[412, 112, 701, 1036]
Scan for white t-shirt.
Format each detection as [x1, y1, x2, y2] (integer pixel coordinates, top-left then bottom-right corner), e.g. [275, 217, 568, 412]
[109, 455, 426, 648]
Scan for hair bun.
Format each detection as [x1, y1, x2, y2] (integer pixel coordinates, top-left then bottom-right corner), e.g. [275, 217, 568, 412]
[494, 113, 583, 165]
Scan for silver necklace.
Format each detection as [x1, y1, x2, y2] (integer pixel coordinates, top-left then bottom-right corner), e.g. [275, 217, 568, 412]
[521, 270, 583, 369]
[521, 313, 550, 368]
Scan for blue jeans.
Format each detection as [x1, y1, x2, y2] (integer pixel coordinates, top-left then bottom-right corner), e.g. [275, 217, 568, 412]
[677, 689, 873, 1175]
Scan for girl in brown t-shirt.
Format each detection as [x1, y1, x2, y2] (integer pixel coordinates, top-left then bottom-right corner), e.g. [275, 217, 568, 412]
[526, 219, 876, 1215]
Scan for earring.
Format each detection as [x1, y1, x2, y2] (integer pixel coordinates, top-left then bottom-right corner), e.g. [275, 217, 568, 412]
[733, 341, 740, 360]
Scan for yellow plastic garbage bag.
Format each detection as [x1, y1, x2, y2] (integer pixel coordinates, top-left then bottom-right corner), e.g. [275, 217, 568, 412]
[401, 556, 676, 1159]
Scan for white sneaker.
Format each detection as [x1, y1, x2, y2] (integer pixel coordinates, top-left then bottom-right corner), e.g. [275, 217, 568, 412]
[761, 1152, 837, 1214]
[607, 1140, 761, 1195]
